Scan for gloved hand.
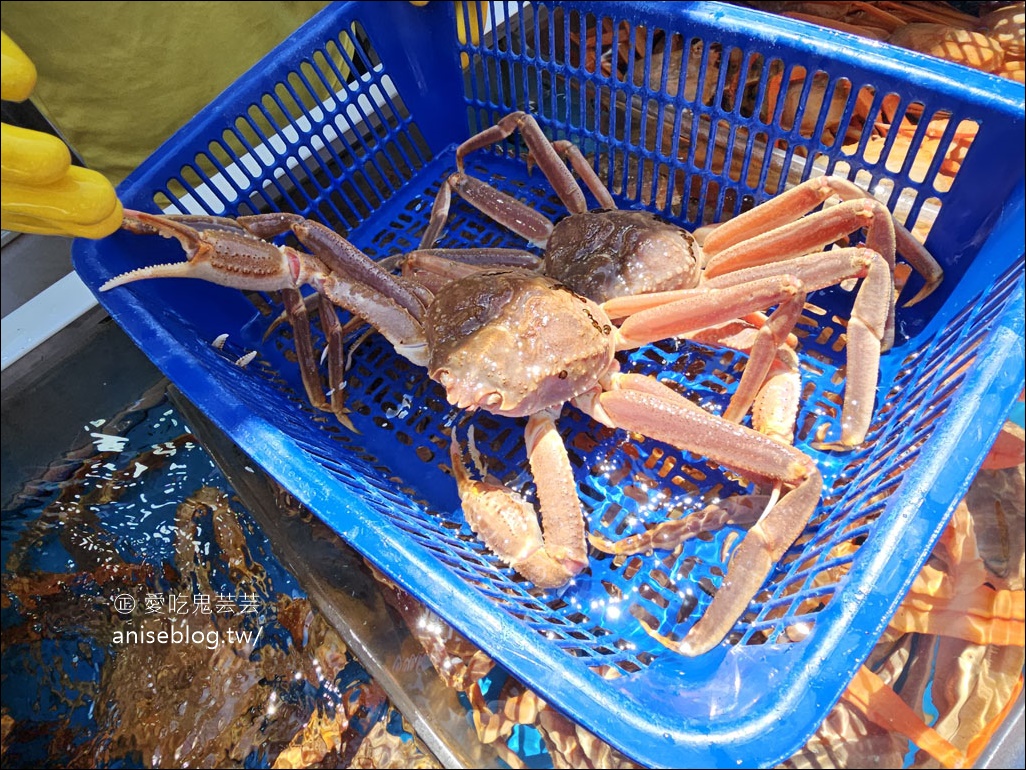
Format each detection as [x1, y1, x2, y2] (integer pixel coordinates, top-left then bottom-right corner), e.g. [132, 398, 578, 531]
[1, 31, 122, 238]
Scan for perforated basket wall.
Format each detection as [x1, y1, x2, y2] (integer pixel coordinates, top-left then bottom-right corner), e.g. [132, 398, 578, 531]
[72, 2, 1025, 767]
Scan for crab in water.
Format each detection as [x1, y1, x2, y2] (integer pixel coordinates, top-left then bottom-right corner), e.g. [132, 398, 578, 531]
[100, 112, 943, 656]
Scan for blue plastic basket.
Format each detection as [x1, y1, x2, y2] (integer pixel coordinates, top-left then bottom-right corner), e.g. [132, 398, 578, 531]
[73, 2, 1025, 767]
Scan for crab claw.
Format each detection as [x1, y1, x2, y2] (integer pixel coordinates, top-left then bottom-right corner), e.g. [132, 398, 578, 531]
[450, 420, 588, 589]
[101, 210, 305, 293]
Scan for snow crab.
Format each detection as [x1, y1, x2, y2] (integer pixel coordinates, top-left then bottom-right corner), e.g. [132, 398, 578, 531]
[103, 206, 825, 657]
[100, 112, 943, 656]
[412, 111, 944, 449]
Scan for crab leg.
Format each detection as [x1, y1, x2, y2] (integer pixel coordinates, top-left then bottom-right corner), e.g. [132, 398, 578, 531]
[108, 211, 428, 408]
[421, 112, 615, 249]
[888, 495, 1026, 646]
[673, 313, 806, 445]
[250, 213, 425, 423]
[709, 198, 897, 352]
[280, 287, 330, 413]
[589, 495, 772, 553]
[242, 215, 427, 323]
[691, 321, 804, 444]
[451, 410, 588, 588]
[242, 213, 432, 372]
[400, 248, 542, 271]
[547, 139, 616, 210]
[713, 293, 805, 429]
[397, 252, 488, 294]
[608, 273, 808, 437]
[276, 289, 351, 430]
[580, 372, 822, 656]
[716, 247, 893, 449]
[107, 211, 343, 418]
[700, 177, 941, 303]
[106, 211, 299, 291]
[455, 112, 589, 213]
[608, 247, 894, 448]
[699, 176, 943, 351]
[315, 291, 349, 425]
[393, 248, 541, 288]
[713, 247, 894, 448]
[117, 211, 336, 416]
[420, 172, 554, 249]
[117, 211, 365, 427]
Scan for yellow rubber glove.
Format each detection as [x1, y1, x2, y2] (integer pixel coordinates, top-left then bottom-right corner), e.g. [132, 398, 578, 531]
[1, 31, 122, 238]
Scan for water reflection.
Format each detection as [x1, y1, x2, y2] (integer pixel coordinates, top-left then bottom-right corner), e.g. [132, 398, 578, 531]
[0, 390, 438, 769]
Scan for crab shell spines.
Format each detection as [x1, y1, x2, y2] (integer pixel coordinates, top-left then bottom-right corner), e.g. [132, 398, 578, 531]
[425, 271, 616, 417]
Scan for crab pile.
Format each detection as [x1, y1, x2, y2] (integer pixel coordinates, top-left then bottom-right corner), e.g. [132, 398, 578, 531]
[749, 2, 1025, 82]
[102, 109, 946, 658]
[742, 2, 1024, 200]
[0, 393, 440, 769]
[786, 415, 1025, 769]
[558, 1, 1022, 224]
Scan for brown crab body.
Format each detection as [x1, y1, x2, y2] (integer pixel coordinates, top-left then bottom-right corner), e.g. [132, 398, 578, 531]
[543, 210, 701, 303]
[425, 270, 616, 417]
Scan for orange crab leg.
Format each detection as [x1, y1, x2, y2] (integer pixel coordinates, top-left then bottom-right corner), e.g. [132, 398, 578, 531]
[887, 493, 1026, 645]
[609, 310, 802, 444]
[608, 246, 894, 448]
[843, 665, 966, 769]
[699, 177, 943, 356]
[702, 177, 941, 304]
[608, 273, 808, 440]
[581, 372, 822, 656]
[887, 586, 1024, 645]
